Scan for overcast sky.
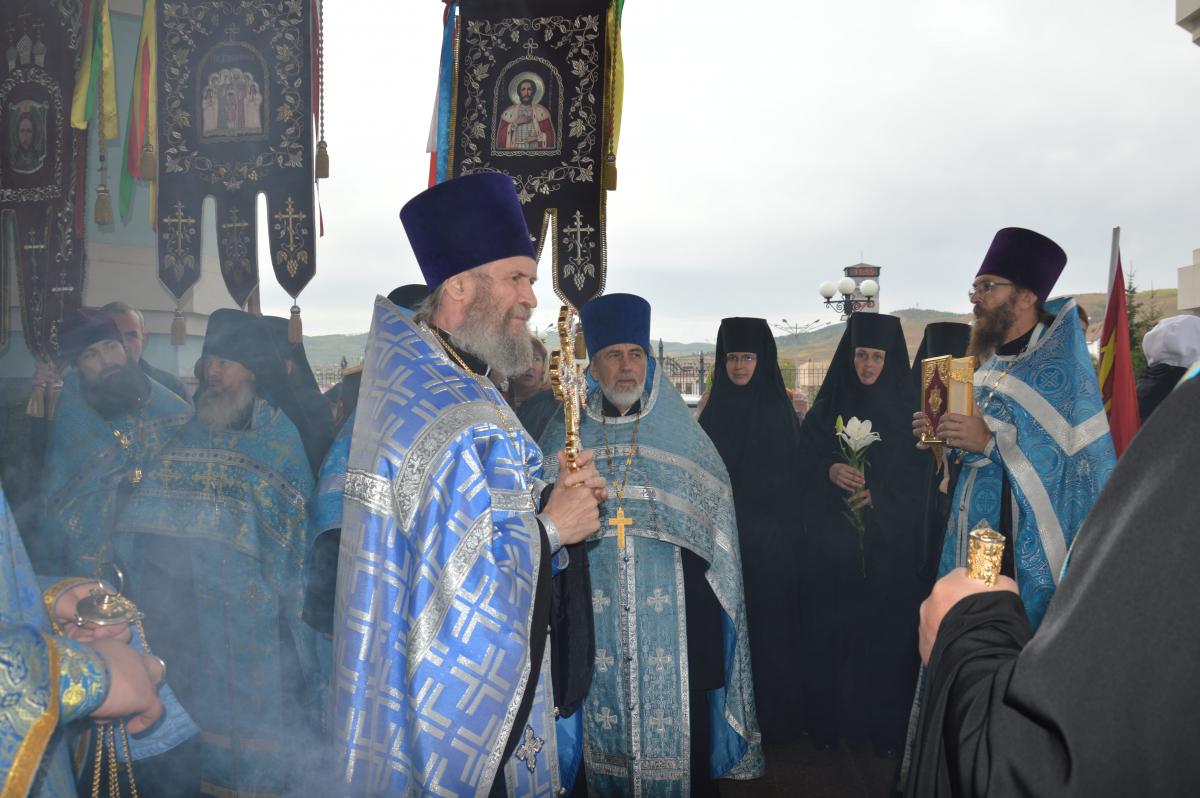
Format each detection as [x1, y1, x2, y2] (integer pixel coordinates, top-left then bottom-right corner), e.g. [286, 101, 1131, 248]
[254, 1, 1200, 342]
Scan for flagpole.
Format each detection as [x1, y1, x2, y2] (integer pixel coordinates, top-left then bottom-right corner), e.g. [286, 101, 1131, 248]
[1107, 226, 1121, 292]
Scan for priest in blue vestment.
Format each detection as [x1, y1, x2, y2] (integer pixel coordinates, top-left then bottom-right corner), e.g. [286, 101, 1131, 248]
[915, 228, 1116, 629]
[332, 173, 606, 797]
[112, 309, 323, 797]
[37, 310, 191, 577]
[540, 293, 764, 797]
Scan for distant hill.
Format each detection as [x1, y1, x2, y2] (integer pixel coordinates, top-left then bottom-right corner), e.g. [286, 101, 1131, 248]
[301, 289, 1184, 369]
[775, 308, 969, 365]
[302, 333, 368, 369]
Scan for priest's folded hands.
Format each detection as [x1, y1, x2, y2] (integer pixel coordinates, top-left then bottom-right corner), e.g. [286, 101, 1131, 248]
[543, 447, 610, 545]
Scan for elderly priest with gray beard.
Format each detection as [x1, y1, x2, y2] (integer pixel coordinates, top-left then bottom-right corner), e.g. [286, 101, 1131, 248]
[332, 172, 606, 798]
[540, 293, 763, 797]
[109, 308, 324, 798]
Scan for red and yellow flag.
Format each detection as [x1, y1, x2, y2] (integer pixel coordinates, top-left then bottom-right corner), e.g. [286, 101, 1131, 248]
[119, 0, 157, 221]
[1098, 249, 1140, 456]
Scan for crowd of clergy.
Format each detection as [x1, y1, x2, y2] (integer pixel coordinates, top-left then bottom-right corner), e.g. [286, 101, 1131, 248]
[1, 173, 1198, 798]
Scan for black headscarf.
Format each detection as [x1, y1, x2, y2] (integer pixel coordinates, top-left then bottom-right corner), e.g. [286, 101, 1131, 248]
[910, 322, 972, 582]
[700, 317, 799, 490]
[699, 317, 806, 743]
[910, 322, 971, 396]
[262, 315, 335, 475]
[803, 312, 917, 465]
[797, 312, 925, 748]
[387, 283, 429, 311]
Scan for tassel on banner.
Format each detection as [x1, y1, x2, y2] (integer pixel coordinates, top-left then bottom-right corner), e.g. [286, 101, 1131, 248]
[140, 141, 156, 180]
[315, 140, 329, 179]
[288, 304, 303, 343]
[46, 383, 62, 421]
[94, 183, 114, 225]
[170, 309, 186, 346]
[25, 385, 46, 418]
[604, 155, 618, 191]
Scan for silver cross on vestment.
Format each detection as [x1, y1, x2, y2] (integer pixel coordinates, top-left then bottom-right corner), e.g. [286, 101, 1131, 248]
[514, 725, 544, 774]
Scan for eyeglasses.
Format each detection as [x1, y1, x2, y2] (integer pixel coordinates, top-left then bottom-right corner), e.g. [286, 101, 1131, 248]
[968, 279, 1014, 298]
[724, 354, 757, 365]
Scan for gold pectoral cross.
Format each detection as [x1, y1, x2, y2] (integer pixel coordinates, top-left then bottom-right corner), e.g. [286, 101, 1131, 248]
[608, 506, 633, 549]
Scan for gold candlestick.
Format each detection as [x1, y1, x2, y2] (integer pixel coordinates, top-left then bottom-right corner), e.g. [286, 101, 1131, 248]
[966, 521, 1005, 586]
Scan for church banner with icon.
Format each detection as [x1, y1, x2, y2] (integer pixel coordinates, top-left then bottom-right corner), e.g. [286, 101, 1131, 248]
[439, 0, 623, 310]
[156, 0, 315, 319]
[0, 1, 87, 358]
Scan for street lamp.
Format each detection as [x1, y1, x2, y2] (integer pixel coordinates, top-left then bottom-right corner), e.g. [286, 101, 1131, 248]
[819, 277, 878, 315]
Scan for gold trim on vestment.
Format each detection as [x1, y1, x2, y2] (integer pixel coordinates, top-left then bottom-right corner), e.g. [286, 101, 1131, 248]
[3, 635, 62, 798]
[42, 577, 98, 634]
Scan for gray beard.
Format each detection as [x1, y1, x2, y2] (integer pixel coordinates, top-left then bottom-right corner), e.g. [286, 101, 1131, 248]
[195, 382, 256, 430]
[599, 380, 643, 410]
[450, 289, 534, 377]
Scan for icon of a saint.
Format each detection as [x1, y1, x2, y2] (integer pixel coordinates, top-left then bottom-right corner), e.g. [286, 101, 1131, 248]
[10, 105, 46, 174]
[497, 72, 555, 151]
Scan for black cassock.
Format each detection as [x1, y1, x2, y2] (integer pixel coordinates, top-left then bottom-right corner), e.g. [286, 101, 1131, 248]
[699, 317, 805, 744]
[907, 375, 1200, 796]
[798, 312, 925, 753]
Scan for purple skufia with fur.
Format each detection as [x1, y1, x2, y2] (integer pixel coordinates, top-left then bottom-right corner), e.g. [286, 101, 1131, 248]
[976, 227, 1067, 302]
[399, 173, 535, 289]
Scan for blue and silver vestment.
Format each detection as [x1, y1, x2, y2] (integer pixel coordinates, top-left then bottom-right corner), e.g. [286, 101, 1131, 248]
[332, 298, 565, 797]
[541, 366, 764, 796]
[938, 297, 1116, 628]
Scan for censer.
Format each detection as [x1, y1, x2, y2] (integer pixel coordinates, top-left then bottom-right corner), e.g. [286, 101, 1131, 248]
[74, 564, 153, 798]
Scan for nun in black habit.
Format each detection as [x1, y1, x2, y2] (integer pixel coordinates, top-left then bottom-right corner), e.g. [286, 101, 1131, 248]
[263, 315, 336, 476]
[698, 317, 804, 744]
[797, 311, 926, 755]
[910, 322, 972, 588]
[907, 371, 1200, 797]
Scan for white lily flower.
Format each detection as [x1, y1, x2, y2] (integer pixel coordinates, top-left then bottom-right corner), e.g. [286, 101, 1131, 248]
[837, 416, 882, 452]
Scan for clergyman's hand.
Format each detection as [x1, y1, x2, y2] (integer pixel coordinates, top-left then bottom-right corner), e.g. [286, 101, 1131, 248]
[557, 449, 609, 502]
[912, 411, 931, 450]
[545, 450, 605, 546]
[54, 584, 133, 644]
[88, 638, 165, 734]
[918, 567, 1019, 664]
[936, 413, 991, 454]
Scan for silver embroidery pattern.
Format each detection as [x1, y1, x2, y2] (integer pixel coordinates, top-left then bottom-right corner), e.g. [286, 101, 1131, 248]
[344, 470, 392, 516]
[491, 488, 536, 513]
[407, 513, 494, 678]
[991, 418, 1068, 583]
